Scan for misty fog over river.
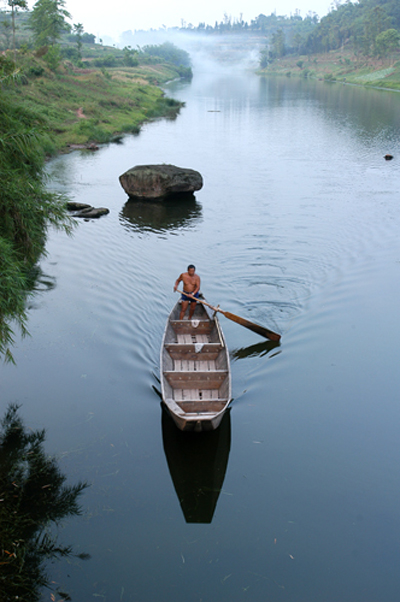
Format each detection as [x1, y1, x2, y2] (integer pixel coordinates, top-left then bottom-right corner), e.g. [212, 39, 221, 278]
[2, 70, 400, 601]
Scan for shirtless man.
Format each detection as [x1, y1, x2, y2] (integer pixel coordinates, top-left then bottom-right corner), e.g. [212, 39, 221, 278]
[174, 264, 201, 320]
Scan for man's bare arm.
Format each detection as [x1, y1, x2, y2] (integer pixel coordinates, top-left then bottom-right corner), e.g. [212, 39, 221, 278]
[193, 275, 200, 295]
[174, 273, 183, 291]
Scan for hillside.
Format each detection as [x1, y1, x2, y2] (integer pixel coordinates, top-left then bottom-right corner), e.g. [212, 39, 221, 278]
[259, 46, 400, 91]
[2, 48, 188, 152]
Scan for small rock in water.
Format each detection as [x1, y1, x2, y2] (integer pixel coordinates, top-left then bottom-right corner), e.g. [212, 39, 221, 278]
[66, 202, 92, 211]
[66, 202, 109, 219]
[74, 207, 110, 219]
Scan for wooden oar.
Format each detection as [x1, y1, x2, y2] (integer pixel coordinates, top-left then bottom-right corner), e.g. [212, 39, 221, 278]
[176, 290, 281, 342]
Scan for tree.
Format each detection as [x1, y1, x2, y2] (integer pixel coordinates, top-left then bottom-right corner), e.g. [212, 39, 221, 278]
[29, 0, 71, 48]
[73, 22, 84, 59]
[292, 32, 304, 53]
[362, 5, 392, 55]
[82, 31, 95, 44]
[374, 28, 400, 59]
[271, 28, 286, 58]
[141, 42, 191, 68]
[43, 42, 61, 70]
[123, 45, 138, 66]
[259, 47, 269, 68]
[7, 0, 27, 62]
[1, 16, 12, 49]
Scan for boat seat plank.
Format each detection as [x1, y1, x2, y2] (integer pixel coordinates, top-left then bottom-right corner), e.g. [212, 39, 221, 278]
[177, 400, 227, 413]
[198, 360, 217, 371]
[173, 359, 216, 372]
[203, 389, 219, 400]
[177, 334, 193, 344]
[174, 360, 194, 372]
[165, 371, 228, 390]
[176, 333, 210, 345]
[174, 388, 220, 401]
[165, 343, 221, 362]
[170, 320, 213, 336]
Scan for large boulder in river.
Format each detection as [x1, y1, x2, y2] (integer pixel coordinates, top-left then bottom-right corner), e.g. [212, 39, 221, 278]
[119, 164, 203, 200]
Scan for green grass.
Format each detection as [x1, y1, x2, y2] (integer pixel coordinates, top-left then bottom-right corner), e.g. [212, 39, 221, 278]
[354, 67, 395, 82]
[8, 53, 184, 150]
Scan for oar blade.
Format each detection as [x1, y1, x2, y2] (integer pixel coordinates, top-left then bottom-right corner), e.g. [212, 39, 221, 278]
[221, 311, 281, 342]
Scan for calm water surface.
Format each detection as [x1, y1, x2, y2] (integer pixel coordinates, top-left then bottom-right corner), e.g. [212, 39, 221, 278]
[2, 72, 400, 601]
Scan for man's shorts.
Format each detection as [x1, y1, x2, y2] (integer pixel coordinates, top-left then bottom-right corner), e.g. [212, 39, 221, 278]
[181, 291, 199, 302]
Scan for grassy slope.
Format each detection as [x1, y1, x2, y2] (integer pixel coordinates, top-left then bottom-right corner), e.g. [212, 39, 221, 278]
[10, 54, 183, 152]
[259, 48, 400, 91]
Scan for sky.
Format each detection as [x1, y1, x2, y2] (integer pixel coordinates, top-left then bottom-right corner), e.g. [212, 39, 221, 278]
[27, 0, 333, 42]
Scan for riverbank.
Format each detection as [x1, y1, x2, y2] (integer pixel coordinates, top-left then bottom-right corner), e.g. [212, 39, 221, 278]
[259, 48, 400, 91]
[9, 54, 185, 153]
[0, 48, 188, 362]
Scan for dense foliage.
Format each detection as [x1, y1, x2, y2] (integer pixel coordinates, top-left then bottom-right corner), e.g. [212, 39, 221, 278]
[0, 404, 88, 601]
[141, 41, 191, 67]
[29, 0, 71, 47]
[0, 56, 72, 362]
[280, 0, 400, 58]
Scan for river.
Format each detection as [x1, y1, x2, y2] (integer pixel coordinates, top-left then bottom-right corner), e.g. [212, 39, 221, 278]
[2, 71, 400, 601]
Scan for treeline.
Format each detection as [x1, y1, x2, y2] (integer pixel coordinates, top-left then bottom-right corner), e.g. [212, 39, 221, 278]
[262, 0, 400, 62]
[160, 1, 400, 63]
[299, 0, 400, 57]
[177, 10, 318, 34]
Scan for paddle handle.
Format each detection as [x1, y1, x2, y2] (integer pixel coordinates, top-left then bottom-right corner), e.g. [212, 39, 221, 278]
[176, 289, 220, 313]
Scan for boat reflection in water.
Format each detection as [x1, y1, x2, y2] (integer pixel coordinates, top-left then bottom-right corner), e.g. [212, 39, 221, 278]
[119, 192, 202, 235]
[162, 406, 231, 524]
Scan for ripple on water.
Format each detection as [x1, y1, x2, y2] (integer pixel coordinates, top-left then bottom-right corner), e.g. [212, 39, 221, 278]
[41, 76, 400, 381]
[6, 75, 400, 602]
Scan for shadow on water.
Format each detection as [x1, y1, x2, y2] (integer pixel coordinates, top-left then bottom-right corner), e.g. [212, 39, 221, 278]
[26, 266, 57, 310]
[0, 404, 89, 602]
[119, 192, 202, 234]
[231, 339, 281, 361]
[161, 406, 231, 524]
[1, 264, 57, 362]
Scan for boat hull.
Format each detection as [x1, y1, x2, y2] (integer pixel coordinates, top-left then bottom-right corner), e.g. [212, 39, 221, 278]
[160, 299, 231, 432]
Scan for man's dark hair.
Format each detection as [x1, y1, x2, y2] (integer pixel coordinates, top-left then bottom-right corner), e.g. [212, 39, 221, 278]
[187, 264, 195, 270]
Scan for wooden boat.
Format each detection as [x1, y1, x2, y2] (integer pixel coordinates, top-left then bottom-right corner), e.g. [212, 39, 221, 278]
[160, 298, 232, 432]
